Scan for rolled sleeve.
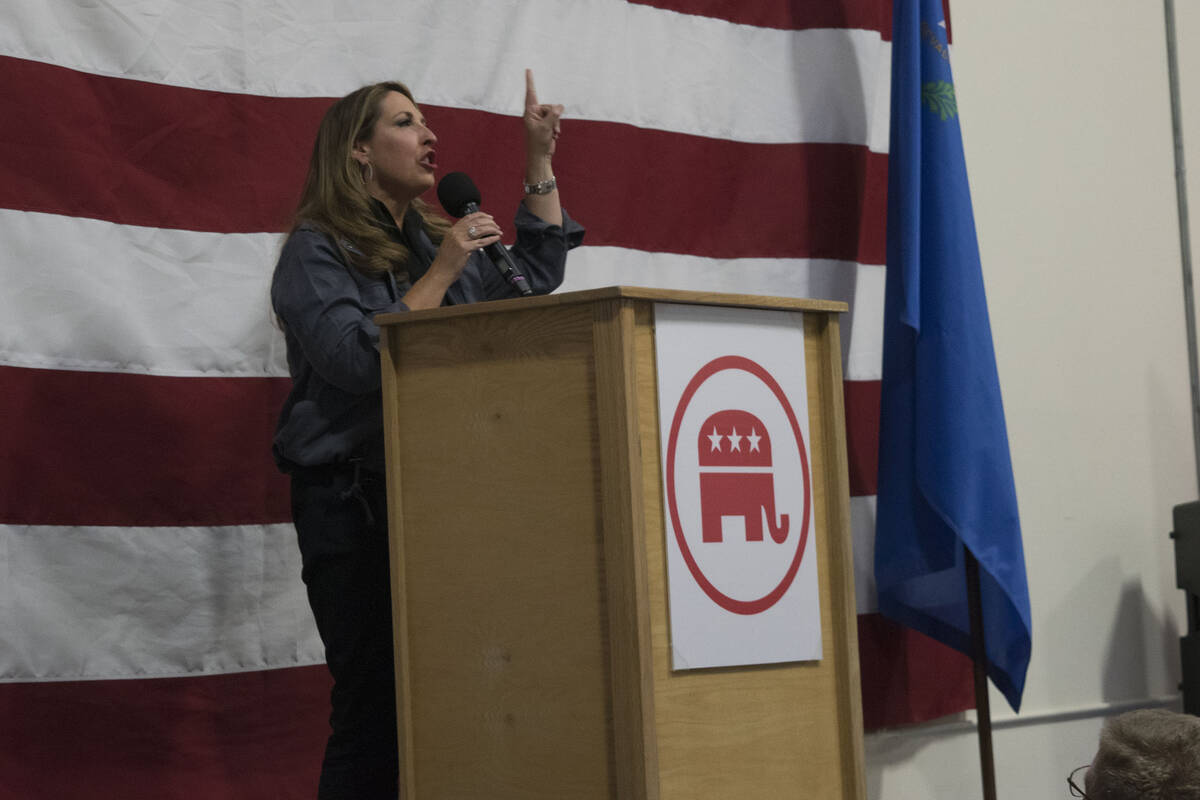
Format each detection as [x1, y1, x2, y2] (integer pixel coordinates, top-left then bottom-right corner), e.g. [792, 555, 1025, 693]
[476, 203, 585, 300]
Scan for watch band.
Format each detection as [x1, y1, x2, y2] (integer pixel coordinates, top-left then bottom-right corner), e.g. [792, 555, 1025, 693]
[523, 176, 557, 195]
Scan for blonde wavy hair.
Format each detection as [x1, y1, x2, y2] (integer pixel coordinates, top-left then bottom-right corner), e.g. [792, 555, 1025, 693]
[290, 81, 450, 277]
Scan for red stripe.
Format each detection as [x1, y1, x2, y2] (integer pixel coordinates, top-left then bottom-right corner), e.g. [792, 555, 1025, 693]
[844, 379, 880, 497]
[1, 365, 883, 528]
[0, 666, 330, 799]
[627, 0, 892, 37]
[0, 57, 323, 235]
[0, 366, 291, 527]
[857, 612, 975, 730]
[0, 56, 887, 264]
[550, 123, 887, 262]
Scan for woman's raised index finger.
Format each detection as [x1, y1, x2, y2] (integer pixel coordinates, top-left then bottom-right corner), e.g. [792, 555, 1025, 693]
[525, 68, 538, 106]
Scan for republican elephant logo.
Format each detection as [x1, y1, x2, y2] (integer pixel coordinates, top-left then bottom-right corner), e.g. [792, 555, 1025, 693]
[664, 354, 813, 617]
[698, 409, 789, 544]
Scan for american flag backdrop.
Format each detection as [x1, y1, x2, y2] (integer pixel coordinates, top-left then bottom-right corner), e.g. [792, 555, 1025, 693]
[0, 1, 974, 795]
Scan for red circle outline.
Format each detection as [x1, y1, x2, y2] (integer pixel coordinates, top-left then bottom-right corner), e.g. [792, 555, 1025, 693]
[665, 355, 812, 615]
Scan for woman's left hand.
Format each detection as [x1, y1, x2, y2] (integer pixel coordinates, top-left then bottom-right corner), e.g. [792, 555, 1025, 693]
[523, 69, 562, 160]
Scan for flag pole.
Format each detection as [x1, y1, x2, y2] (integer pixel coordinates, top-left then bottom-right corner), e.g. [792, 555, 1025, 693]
[966, 548, 998, 800]
[1162, 0, 1200, 494]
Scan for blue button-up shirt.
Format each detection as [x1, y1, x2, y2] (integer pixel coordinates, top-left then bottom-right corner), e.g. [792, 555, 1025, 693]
[271, 202, 584, 472]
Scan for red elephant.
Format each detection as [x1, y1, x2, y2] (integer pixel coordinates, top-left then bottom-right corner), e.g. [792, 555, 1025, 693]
[697, 409, 790, 544]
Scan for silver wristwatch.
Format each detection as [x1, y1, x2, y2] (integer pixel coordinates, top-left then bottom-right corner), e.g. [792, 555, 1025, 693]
[523, 176, 557, 195]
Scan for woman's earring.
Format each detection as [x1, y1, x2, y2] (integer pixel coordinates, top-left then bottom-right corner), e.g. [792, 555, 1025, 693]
[362, 162, 374, 185]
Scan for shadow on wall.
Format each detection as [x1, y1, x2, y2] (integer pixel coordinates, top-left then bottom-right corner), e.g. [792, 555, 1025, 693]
[1045, 556, 1179, 705]
[1101, 578, 1181, 703]
[1102, 580, 1152, 701]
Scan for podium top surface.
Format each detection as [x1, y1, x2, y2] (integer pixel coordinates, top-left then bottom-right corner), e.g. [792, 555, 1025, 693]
[375, 285, 848, 327]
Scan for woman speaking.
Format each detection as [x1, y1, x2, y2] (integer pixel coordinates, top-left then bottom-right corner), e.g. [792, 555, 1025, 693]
[270, 71, 583, 798]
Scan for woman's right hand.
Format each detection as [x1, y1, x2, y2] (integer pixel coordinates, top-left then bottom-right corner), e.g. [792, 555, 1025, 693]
[404, 212, 502, 310]
[433, 212, 502, 278]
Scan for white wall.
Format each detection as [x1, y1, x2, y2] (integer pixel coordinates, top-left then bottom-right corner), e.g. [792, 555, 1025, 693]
[865, 2, 1199, 796]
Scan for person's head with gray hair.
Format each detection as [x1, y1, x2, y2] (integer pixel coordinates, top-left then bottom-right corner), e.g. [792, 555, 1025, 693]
[1080, 709, 1200, 799]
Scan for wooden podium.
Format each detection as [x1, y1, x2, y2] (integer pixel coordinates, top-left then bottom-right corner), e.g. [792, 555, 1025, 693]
[376, 287, 864, 799]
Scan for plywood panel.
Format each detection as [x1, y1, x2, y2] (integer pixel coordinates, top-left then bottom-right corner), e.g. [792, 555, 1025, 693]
[378, 292, 861, 799]
[591, 300, 659, 800]
[384, 305, 615, 799]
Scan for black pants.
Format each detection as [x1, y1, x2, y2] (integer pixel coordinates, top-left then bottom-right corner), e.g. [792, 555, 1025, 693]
[290, 465, 398, 800]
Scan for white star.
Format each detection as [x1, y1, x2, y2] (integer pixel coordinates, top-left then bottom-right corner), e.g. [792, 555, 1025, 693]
[747, 428, 762, 452]
[707, 426, 723, 452]
[728, 426, 743, 452]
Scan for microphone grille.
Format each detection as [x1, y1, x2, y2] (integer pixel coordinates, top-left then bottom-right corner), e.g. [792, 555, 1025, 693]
[436, 171, 482, 217]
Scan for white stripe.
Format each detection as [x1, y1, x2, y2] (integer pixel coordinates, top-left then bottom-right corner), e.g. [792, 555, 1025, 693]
[0, 210, 289, 378]
[0, 212, 884, 381]
[564, 246, 885, 381]
[0, 523, 322, 682]
[0, 0, 890, 149]
[0, 512, 879, 678]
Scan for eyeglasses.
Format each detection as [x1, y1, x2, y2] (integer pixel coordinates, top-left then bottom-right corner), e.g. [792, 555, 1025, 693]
[1067, 764, 1092, 798]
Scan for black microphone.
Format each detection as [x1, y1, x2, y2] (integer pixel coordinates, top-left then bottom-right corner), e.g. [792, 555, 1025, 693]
[436, 172, 533, 296]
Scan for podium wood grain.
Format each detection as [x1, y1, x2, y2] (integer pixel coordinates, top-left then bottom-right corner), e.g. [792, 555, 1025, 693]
[378, 287, 864, 799]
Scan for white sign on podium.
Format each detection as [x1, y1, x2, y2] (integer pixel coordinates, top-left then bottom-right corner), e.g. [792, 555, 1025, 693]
[654, 303, 822, 670]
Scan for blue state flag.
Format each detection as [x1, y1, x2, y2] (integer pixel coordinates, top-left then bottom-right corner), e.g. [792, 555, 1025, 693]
[876, 0, 1032, 711]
